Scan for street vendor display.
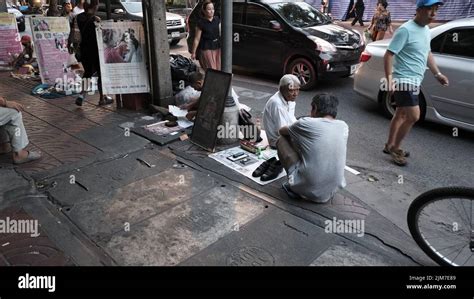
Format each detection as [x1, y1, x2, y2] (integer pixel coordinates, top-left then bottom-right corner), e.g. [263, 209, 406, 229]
[96, 20, 150, 95]
[30, 16, 75, 85]
[0, 13, 23, 68]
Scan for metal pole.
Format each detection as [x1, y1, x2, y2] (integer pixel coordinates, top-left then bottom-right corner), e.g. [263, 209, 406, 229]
[105, 0, 111, 20]
[0, 0, 8, 13]
[221, 0, 232, 73]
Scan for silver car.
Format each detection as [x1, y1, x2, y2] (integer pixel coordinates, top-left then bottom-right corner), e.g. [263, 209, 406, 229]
[354, 17, 474, 132]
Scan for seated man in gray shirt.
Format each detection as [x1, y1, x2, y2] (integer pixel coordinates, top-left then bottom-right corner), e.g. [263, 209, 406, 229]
[277, 93, 349, 203]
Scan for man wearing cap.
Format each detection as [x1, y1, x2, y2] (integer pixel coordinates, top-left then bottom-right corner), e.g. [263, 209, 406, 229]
[383, 0, 449, 166]
[11, 35, 35, 70]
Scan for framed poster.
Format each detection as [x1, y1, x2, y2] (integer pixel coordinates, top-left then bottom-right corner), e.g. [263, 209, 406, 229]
[190, 69, 232, 152]
[96, 20, 150, 95]
[0, 13, 22, 67]
[30, 16, 75, 85]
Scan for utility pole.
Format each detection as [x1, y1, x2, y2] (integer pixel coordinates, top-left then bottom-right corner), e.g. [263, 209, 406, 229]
[105, 0, 111, 20]
[221, 0, 232, 73]
[142, 0, 173, 107]
[0, 0, 7, 13]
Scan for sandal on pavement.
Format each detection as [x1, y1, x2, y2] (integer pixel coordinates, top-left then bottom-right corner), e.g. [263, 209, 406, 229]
[383, 144, 410, 157]
[390, 151, 407, 167]
[13, 151, 42, 165]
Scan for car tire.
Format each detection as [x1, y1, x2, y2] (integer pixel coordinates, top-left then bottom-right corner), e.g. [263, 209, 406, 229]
[287, 58, 317, 91]
[170, 39, 180, 46]
[379, 90, 426, 122]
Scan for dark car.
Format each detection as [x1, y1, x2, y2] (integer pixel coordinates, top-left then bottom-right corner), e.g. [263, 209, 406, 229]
[7, 4, 26, 32]
[187, 0, 365, 90]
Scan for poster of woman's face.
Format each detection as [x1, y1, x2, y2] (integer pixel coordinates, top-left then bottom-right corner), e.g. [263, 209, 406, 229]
[102, 28, 142, 64]
[32, 19, 51, 32]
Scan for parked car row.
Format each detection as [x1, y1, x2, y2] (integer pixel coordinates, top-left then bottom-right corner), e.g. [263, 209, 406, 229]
[187, 0, 365, 90]
[354, 17, 474, 132]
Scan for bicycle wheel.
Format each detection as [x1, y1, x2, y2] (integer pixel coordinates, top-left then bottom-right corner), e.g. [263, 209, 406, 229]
[407, 187, 474, 266]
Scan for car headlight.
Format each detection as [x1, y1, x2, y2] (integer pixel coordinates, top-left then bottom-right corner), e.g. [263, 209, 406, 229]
[308, 35, 336, 53]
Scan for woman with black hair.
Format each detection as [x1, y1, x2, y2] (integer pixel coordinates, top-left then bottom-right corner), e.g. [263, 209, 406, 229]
[368, 0, 393, 41]
[190, 0, 221, 71]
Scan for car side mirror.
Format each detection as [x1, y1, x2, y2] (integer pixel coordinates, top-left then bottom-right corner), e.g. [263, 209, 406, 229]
[270, 20, 282, 31]
[114, 9, 125, 14]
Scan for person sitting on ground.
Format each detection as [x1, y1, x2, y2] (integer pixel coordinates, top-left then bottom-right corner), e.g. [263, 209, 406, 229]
[277, 93, 348, 203]
[0, 96, 41, 164]
[175, 71, 204, 108]
[262, 74, 300, 148]
[11, 35, 35, 70]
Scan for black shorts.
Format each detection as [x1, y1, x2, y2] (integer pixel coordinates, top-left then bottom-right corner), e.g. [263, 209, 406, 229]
[393, 86, 419, 107]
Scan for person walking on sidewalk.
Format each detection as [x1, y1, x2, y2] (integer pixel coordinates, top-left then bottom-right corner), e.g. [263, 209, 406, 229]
[277, 93, 348, 203]
[0, 96, 41, 165]
[262, 74, 300, 149]
[190, 0, 221, 71]
[350, 0, 365, 26]
[383, 0, 449, 166]
[367, 0, 393, 41]
[75, 0, 113, 106]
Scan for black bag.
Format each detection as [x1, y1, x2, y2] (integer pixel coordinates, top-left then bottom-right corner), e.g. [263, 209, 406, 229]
[238, 109, 262, 143]
[170, 54, 198, 93]
[68, 16, 82, 62]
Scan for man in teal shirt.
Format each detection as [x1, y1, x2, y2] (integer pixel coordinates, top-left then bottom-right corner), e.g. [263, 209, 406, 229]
[383, 0, 449, 166]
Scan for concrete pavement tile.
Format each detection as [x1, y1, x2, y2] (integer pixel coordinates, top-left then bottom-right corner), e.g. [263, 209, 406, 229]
[180, 207, 337, 266]
[98, 185, 266, 266]
[67, 167, 218, 241]
[310, 243, 395, 266]
[74, 124, 149, 154]
[45, 149, 175, 207]
[344, 179, 418, 234]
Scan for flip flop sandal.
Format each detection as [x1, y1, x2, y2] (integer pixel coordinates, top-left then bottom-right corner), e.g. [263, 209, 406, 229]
[13, 151, 42, 165]
[383, 144, 410, 157]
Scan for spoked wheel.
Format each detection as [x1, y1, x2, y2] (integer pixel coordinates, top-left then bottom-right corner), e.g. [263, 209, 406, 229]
[287, 58, 316, 90]
[407, 187, 474, 266]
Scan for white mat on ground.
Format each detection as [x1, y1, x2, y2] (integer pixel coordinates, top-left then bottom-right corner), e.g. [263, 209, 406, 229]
[209, 146, 287, 186]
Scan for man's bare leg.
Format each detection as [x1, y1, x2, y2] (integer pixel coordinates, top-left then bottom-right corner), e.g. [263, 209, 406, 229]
[393, 106, 419, 150]
[276, 135, 300, 173]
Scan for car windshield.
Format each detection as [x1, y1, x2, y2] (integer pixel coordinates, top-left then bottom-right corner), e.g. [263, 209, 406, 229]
[269, 2, 330, 28]
[120, 0, 142, 14]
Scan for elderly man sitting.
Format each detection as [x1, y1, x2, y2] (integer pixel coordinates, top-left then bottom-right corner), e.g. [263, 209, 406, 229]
[277, 93, 349, 203]
[262, 74, 300, 148]
[0, 96, 41, 164]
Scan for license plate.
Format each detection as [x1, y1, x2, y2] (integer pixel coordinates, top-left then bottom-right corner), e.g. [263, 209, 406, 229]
[350, 64, 359, 75]
[171, 31, 180, 38]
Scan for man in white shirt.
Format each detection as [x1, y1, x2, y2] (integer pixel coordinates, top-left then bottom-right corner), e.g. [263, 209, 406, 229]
[72, 0, 84, 17]
[262, 74, 300, 148]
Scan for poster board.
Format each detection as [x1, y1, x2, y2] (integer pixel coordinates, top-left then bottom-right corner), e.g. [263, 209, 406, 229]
[0, 13, 22, 67]
[190, 69, 232, 152]
[30, 16, 75, 85]
[96, 20, 150, 95]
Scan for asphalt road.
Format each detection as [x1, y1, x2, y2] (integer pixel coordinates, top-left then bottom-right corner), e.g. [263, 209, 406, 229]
[170, 36, 473, 192]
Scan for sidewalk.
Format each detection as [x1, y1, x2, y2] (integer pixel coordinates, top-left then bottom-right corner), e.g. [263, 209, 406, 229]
[0, 72, 435, 266]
